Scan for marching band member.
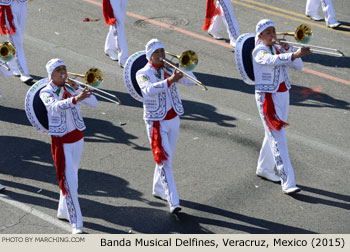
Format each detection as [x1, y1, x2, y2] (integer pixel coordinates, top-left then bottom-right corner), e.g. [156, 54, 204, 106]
[102, 0, 129, 67]
[253, 19, 311, 194]
[0, 0, 33, 83]
[203, 0, 240, 48]
[40, 59, 98, 234]
[136, 39, 196, 214]
[305, 0, 341, 28]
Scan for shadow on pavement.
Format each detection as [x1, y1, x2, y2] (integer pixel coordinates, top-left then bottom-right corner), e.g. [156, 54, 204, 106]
[193, 73, 349, 111]
[289, 185, 350, 210]
[181, 99, 236, 128]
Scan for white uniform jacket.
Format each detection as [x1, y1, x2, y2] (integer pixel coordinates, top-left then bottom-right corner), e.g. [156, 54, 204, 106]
[40, 81, 98, 136]
[136, 63, 196, 120]
[252, 44, 304, 92]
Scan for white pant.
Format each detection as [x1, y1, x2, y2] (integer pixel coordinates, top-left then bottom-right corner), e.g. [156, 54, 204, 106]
[208, 0, 240, 43]
[6, 0, 29, 76]
[305, 0, 338, 25]
[57, 138, 84, 229]
[255, 91, 297, 190]
[104, 0, 129, 65]
[145, 116, 180, 209]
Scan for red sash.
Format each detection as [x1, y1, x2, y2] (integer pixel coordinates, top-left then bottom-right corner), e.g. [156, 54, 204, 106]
[150, 64, 181, 164]
[202, 0, 221, 31]
[51, 129, 84, 195]
[0, 5, 15, 36]
[263, 93, 289, 131]
[263, 47, 289, 131]
[102, 0, 117, 25]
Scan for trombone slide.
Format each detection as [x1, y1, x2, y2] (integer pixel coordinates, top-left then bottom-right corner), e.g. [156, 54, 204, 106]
[287, 41, 344, 57]
[161, 58, 208, 91]
[67, 78, 121, 104]
[273, 39, 344, 57]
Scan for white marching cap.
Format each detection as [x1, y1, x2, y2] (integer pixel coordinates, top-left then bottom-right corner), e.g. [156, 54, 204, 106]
[145, 39, 164, 61]
[46, 58, 65, 79]
[256, 19, 275, 35]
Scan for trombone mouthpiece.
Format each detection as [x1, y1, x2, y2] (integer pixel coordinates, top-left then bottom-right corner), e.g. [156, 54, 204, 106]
[61, 74, 67, 79]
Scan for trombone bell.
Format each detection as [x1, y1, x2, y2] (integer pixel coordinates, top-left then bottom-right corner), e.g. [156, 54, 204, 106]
[68, 67, 104, 88]
[276, 24, 313, 44]
[0, 42, 16, 63]
[84, 68, 104, 88]
[165, 50, 199, 71]
[179, 50, 198, 71]
[295, 24, 312, 44]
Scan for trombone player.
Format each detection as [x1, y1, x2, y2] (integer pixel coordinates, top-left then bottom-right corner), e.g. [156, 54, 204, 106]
[40, 58, 98, 234]
[253, 19, 311, 195]
[136, 39, 197, 214]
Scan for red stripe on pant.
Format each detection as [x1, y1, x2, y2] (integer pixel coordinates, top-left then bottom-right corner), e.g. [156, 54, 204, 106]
[51, 129, 84, 195]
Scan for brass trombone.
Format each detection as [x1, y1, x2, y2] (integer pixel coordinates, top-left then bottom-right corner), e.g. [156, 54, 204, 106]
[67, 68, 121, 104]
[0, 42, 16, 70]
[161, 50, 208, 91]
[275, 24, 344, 57]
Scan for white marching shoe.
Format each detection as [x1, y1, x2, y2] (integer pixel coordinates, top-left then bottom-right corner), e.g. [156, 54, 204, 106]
[105, 49, 118, 61]
[57, 213, 70, 222]
[72, 227, 83, 234]
[283, 187, 301, 195]
[327, 22, 341, 29]
[256, 170, 280, 182]
[20, 75, 33, 84]
[208, 30, 222, 40]
[170, 205, 182, 214]
[230, 40, 236, 49]
[13, 70, 21, 77]
[306, 13, 323, 21]
[152, 192, 167, 202]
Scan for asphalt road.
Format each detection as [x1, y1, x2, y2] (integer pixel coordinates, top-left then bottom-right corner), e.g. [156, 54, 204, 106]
[0, 0, 349, 234]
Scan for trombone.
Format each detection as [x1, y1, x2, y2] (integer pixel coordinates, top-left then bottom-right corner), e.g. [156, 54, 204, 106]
[276, 24, 344, 57]
[161, 50, 208, 91]
[67, 68, 121, 105]
[0, 42, 16, 70]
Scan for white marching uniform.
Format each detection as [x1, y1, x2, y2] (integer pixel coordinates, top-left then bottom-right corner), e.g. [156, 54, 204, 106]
[253, 43, 304, 191]
[40, 80, 97, 232]
[305, 0, 339, 26]
[208, 0, 240, 46]
[136, 63, 195, 212]
[1, 0, 30, 77]
[104, 0, 129, 66]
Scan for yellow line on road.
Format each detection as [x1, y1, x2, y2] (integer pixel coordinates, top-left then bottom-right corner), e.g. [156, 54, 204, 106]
[232, 0, 350, 35]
